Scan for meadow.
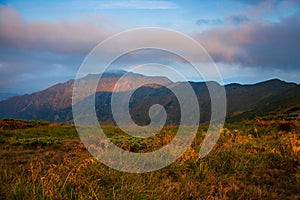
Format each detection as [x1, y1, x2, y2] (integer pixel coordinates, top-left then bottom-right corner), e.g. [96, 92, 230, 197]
[0, 118, 299, 199]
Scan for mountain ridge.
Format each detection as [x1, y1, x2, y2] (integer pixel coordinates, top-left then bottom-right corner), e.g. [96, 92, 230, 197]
[0, 72, 299, 124]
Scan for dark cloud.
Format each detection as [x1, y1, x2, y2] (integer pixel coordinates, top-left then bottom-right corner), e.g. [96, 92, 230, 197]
[226, 15, 249, 25]
[196, 18, 223, 25]
[195, 10, 300, 70]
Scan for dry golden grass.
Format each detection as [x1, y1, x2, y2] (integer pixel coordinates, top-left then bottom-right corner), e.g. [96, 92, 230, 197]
[0, 119, 299, 199]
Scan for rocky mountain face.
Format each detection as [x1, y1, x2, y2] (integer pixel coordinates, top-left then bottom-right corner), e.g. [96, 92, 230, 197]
[0, 71, 172, 122]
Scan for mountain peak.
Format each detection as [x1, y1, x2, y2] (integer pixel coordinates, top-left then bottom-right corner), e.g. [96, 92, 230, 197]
[84, 70, 127, 79]
[261, 78, 285, 84]
[253, 78, 297, 88]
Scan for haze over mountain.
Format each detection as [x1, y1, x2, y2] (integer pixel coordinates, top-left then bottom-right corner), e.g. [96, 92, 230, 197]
[0, 71, 299, 124]
[0, 93, 19, 101]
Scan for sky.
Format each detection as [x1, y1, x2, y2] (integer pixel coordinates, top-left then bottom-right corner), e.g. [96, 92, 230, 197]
[0, 0, 300, 94]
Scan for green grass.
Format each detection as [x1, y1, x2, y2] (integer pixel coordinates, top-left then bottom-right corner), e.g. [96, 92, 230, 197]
[0, 119, 299, 199]
[12, 137, 62, 147]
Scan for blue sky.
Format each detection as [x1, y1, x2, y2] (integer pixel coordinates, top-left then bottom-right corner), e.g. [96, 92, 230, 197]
[0, 0, 300, 93]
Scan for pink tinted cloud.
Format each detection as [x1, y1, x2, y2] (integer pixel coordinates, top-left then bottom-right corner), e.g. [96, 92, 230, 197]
[0, 5, 113, 54]
[1, 4, 299, 70]
[194, 10, 300, 69]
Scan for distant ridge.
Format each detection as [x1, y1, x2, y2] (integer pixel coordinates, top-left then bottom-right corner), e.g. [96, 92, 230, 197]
[0, 71, 299, 124]
[0, 93, 19, 101]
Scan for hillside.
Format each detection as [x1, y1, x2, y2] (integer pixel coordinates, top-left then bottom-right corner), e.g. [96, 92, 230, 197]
[225, 79, 300, 122]
[0, 72, 299, 123]
[0, 71, 172, 122]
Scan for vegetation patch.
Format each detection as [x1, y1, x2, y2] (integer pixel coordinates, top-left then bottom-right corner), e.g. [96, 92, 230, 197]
[12, 137, 61, 147]
[0, 119, 51, 130]
[0, 119, 27, 130]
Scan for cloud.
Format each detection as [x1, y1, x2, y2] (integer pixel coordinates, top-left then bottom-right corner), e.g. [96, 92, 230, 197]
[0, 5, 115, 55]
[99, 0, 177, 10]
[1, 3, 300, 93]
[194, 10, 300, 69]
[0, 45, 83, 93]
[231, 0, 265, 5]
[232, 0, 300, 22]
[196, 18, 223, 25]
[226, 15, 249, 25]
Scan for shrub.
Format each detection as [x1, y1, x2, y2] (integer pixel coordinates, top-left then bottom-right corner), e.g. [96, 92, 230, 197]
[0, 120, 27, 130]
[276, 122, 295, 132]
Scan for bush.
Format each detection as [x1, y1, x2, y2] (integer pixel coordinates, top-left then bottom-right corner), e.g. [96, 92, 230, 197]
[0, 120, 27, 130]
[0, 119, 51, 129]
[276, 122, 295, 132]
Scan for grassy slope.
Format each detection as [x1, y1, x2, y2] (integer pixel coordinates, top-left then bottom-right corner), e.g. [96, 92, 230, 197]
[0, 119, 299, 199]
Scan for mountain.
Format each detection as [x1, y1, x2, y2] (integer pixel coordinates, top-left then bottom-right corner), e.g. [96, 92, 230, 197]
[0, 93, 19, 101]
[0, 71, 299, 124]
[0, 71, 172, 122]
[226, 80, 300, 122]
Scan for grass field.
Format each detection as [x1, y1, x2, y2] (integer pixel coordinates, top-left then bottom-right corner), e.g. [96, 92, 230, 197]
[0, 119, 299, 199]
